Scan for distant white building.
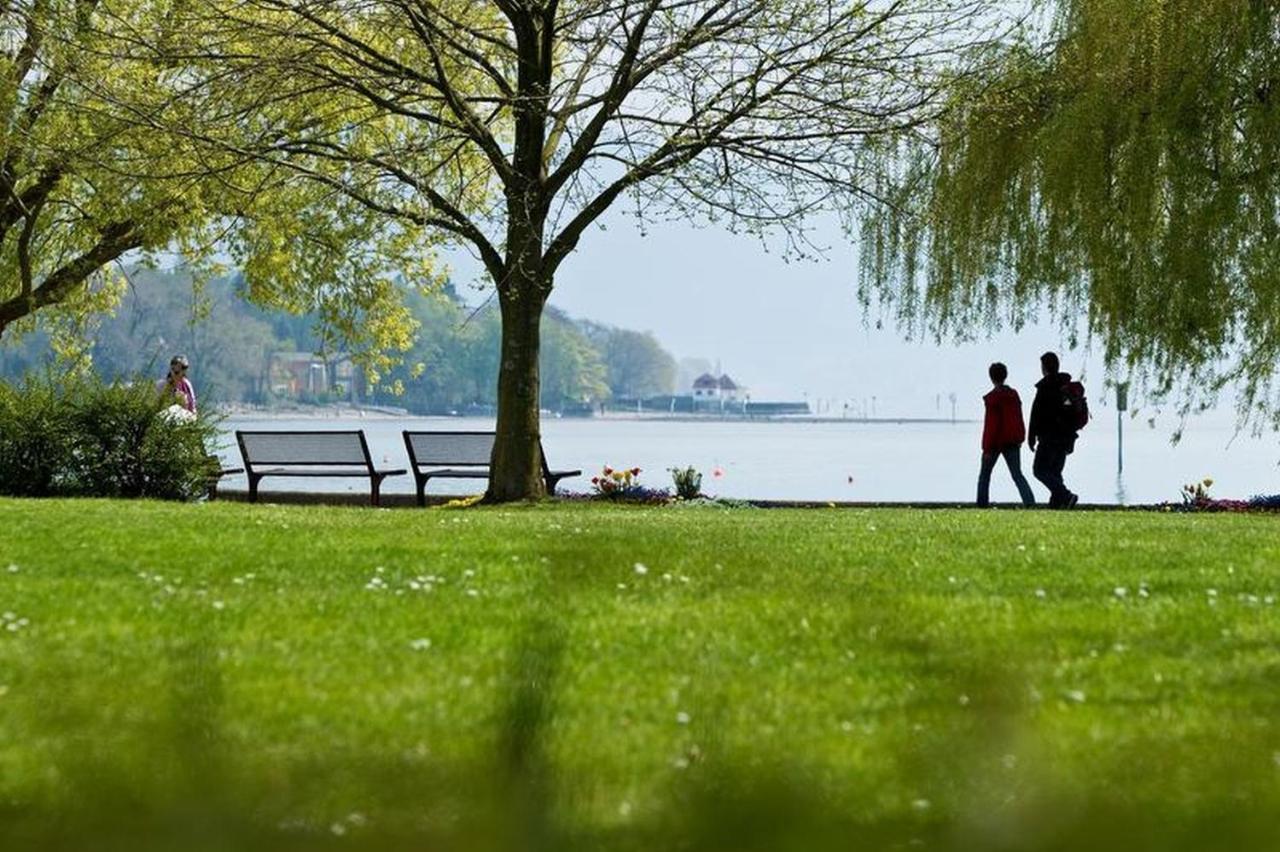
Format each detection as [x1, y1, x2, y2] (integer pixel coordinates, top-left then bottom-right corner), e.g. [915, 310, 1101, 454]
[692, 373, 719, 400]
[692, 373, 746, 403]
[717, 374, 743, 402]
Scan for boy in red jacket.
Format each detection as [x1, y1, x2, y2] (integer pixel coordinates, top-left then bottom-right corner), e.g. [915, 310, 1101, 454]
[977, 362, 1036, 508]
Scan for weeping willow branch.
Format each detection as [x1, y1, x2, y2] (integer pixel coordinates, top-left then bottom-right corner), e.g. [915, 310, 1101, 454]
[862, 0, 1280, 430]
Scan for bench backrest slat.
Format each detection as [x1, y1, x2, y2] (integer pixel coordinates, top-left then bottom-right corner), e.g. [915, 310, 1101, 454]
[403, 431, 557, 477]
[404, 431, 494, 467]
[237, 431, 371, 468]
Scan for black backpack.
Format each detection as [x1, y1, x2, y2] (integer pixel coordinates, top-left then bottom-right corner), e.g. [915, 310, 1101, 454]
[1060, 380, 1089, 431]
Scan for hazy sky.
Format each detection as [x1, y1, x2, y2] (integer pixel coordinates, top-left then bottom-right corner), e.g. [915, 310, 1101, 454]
[444, 209, 1121, 421]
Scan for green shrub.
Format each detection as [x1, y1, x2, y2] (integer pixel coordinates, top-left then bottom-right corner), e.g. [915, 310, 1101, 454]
[0, 373, 219, 500]
[0, 377, 76, 496]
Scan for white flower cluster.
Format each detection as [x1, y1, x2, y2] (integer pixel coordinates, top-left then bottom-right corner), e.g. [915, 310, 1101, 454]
[365, 566, 473, 597]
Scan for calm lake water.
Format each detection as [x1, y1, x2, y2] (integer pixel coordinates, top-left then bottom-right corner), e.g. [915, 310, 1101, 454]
[217, 413, 1280, 505]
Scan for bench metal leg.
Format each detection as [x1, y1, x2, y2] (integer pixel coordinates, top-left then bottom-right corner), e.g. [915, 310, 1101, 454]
[248, 473, 262, 503]
[370, 475, 384, 507]
[416, 475, 428, 508]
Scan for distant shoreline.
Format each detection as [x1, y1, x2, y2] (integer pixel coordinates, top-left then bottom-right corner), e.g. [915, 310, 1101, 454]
[218, 403, 410, 419]
[597, 413, 977, 425]
[218, 403, 977, 426]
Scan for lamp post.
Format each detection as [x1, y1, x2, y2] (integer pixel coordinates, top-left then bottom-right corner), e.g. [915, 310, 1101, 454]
[1116, 382, 1129, 475]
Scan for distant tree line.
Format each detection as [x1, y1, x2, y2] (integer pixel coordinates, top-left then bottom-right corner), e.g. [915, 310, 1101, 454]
[0, 269, 676, 414]
[369, 287, 676, 414]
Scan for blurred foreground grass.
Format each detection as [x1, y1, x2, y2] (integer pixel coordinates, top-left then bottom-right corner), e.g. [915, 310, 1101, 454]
[1, 498, 1278, 850]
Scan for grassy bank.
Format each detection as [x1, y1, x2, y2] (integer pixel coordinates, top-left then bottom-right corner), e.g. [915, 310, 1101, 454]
[1, 499, 1278, 850]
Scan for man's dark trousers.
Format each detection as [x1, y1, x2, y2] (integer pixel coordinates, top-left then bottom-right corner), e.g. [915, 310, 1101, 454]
[1033, 440, 1073, 507]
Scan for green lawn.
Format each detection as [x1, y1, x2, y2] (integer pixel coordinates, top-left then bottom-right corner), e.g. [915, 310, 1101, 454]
[1, 498, 1279, 851]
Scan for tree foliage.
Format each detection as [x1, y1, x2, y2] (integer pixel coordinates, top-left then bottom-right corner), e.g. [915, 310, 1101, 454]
[539, 306, 610, 408]
[88, 269, 280, 402]
[0, 0, 450, 385]
[371, 294, 615, 413]
[862, 0, 1280, 426]
[0, 268, 666, 412]
[0, 0, 201, 337]
[152, 0, 996, 499]
[582, 323, 676, 399]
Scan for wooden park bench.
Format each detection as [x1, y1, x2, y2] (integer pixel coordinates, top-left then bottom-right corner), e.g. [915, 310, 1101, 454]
[402, 430, 581, 506]
[235, 430, 406, 506]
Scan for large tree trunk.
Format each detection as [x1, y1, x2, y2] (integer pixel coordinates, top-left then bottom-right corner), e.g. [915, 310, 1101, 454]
[487, 276, 550, 502]
[486, 8, 555, 502]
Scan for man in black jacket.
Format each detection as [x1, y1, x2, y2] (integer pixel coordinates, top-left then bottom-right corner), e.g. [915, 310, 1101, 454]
[1028, 351, 1079, 509]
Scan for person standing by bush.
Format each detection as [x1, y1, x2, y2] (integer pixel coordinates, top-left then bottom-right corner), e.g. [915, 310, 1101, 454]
[977, 362, 1036, 508]
[158, 355, 197, 415]
[1029, 351, 1080, 509]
